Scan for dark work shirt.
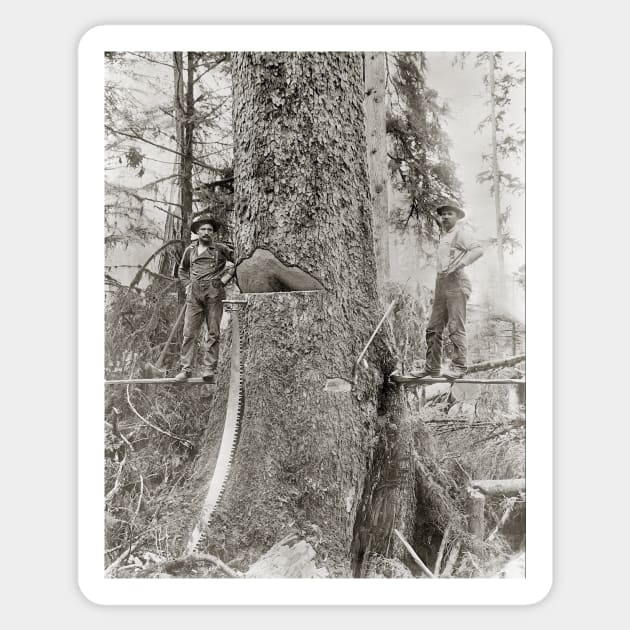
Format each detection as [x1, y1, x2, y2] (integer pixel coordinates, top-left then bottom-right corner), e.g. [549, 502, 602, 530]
[178, 241, 233, 285]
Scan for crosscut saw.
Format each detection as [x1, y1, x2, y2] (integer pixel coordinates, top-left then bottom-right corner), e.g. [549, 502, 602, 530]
[186, 297, 247, 554]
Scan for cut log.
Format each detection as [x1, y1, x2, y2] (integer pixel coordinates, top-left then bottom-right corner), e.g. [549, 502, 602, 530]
[470, 479, 525, 496]
[393, 529, 434, 578]
[391, 375, 525, 385]
[467, 354, 525, 374]
[465, 488, 485, 540]
[105, 377, 213, 385]
[245, 534, 328, 578]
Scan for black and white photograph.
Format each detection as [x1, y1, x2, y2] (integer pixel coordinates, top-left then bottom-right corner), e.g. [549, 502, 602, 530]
[79, 25, 551, 605]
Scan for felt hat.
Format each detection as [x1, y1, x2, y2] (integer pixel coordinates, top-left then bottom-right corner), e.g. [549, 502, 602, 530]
[435, 201, 466, 219]
[190, 212, 220, 234]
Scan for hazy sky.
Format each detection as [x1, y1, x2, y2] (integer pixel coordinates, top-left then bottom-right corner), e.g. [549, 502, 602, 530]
[106, 51, 526, 294]
[424, 52, 526, 273]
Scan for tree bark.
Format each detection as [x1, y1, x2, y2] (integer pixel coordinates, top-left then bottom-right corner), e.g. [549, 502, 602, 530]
[364, 52, 390, 291]
[182, 52, 412, 576]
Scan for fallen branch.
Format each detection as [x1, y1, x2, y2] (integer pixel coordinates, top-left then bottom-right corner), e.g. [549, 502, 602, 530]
[104, 539, 143, 577]
[125, 385, 193, 449]
[467, 354, 525, 374]
[105, 418, 135, 452]
[393, 529, 434, 578]
[105, 454, 127, 504]
[441, 540, 461, 578]
[162, 553, 244, 579]
[486, 497, 518, 542]
[392, 375, 525, 385]
[133, 473, 144, 523]
[469, 425, 523, 447]
[462, 551, 482, 577]
[434, 524, 451, 576]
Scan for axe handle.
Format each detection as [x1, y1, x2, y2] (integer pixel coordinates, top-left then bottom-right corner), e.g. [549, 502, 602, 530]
[155, 304, 187, 368]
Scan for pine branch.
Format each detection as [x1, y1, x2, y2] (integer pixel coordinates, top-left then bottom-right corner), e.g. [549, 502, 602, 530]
[106, 202, 181, 221]
[127, 52, 175, 69]
[193, 54, 229, 85]
[105, 125, 215, 171]
[129, 239, 184, 289]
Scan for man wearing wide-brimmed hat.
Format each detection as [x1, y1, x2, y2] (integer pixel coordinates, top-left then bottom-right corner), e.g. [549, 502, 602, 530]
[175, 210, 234, 382]
[412, 201, 484, 380]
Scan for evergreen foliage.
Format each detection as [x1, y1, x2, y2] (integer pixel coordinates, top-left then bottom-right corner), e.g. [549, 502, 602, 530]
[386, 52, 462, 241]
[475, 52, 525, 260]
[102, 51, 525, 579]
[104, 51, 233, 283]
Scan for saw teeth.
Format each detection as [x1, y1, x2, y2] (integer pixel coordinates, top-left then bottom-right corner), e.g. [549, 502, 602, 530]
[187, 307, 246, 554]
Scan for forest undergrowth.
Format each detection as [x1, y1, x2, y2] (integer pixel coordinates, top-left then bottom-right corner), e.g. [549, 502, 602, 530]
[104, 283, 524, 578]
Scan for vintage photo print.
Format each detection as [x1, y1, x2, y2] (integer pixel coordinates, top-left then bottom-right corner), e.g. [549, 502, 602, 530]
[78, 25, 552, 605]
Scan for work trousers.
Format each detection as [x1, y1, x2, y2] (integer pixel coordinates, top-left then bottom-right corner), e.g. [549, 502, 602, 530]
[424, 272, 470, 373]
[180, 280, 225, 372]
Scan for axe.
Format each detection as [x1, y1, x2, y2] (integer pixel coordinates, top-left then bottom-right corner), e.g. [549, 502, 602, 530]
[143, 304, 186, 378]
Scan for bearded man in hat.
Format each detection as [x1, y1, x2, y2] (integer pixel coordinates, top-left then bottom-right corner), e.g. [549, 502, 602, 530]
[413, 202, 484, 380]
[175, 211, 234, 382]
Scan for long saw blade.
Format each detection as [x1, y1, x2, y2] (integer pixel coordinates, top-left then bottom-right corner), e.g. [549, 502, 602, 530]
[186, 299, 246, 554]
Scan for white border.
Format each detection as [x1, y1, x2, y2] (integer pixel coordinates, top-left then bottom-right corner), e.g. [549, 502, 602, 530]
[79, 25, 552, 606]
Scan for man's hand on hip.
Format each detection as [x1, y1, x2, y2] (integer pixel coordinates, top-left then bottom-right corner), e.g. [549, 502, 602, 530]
[445, 263, 463, 275]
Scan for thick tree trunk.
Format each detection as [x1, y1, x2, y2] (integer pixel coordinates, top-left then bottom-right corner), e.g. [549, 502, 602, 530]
[182, 52, 414, 575]
[364, 52, 390, 291]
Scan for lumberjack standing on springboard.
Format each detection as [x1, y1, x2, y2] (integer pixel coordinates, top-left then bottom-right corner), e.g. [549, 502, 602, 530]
[413, 201, 484, 380]
[175, 211, 234, 383]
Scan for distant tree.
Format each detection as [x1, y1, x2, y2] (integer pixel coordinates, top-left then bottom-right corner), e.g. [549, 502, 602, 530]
[474, 52, 525, 272]
[104, 51, 232, 286]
